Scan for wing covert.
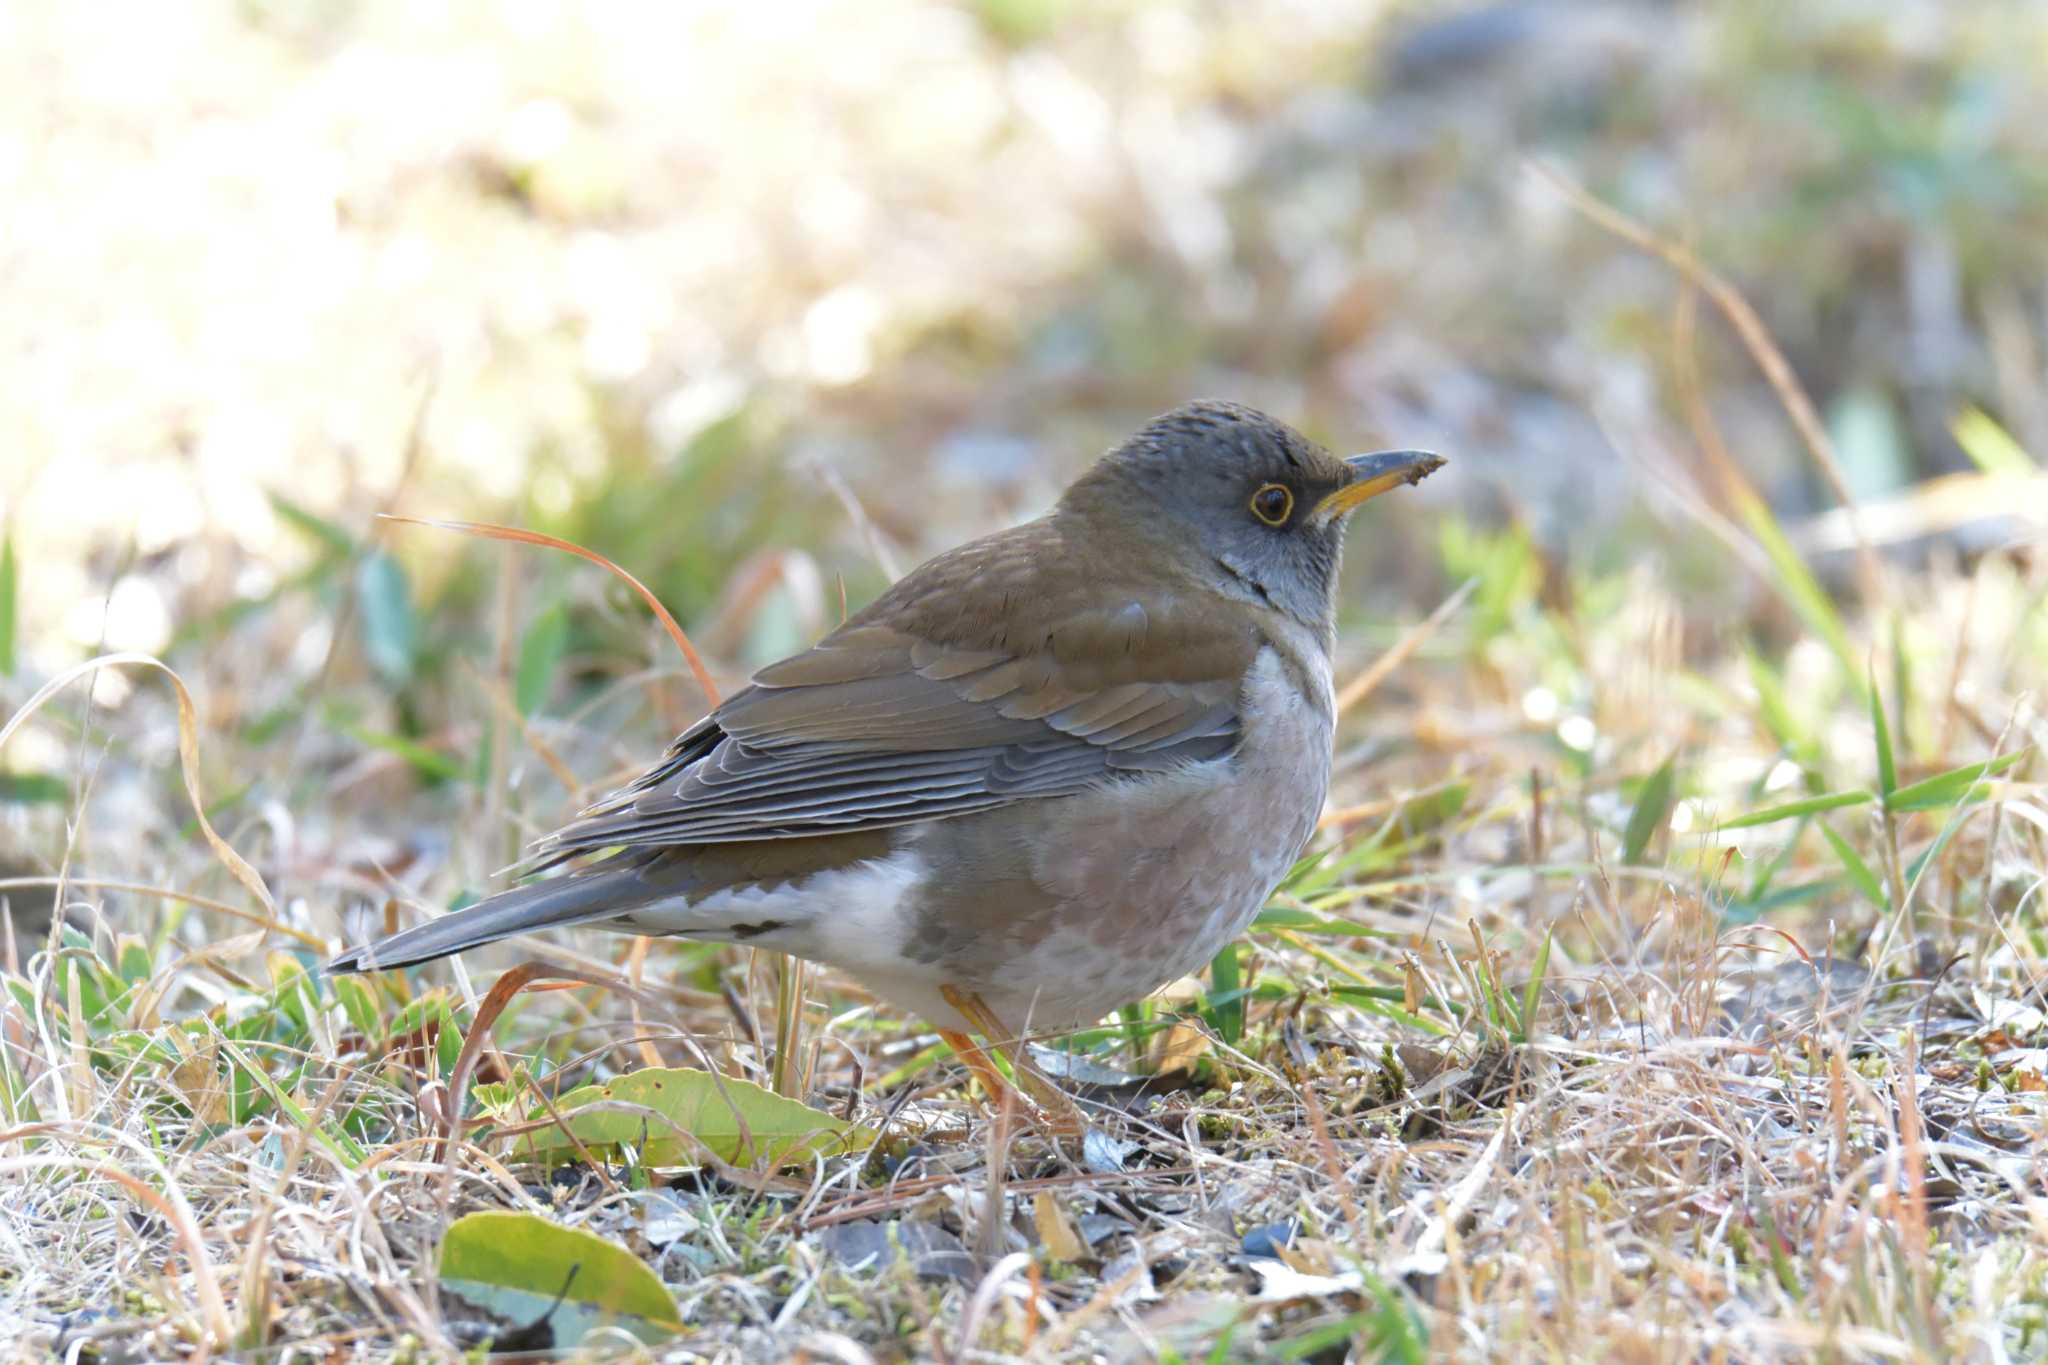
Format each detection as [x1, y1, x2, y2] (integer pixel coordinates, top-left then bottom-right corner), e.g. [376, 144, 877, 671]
[537, 532, 1257, 856]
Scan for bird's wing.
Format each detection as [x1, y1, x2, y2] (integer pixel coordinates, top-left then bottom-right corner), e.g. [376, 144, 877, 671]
[539, 522, 1258, 854]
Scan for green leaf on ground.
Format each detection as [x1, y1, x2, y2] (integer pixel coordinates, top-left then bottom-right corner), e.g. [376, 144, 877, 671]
[438, 1210, 681, 1348]
[502, 1067, 871, 1168]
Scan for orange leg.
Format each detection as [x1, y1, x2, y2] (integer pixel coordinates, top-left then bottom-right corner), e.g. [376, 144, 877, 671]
[936, 1028, 1029, 1118]
[939, 985, 1086, 1138]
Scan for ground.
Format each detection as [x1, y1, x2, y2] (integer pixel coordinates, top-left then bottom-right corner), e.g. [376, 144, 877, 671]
[3, 2, 2047, 1361]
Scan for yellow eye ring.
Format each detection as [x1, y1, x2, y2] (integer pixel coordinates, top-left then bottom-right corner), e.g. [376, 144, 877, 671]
[1250, 483, 1293, 526]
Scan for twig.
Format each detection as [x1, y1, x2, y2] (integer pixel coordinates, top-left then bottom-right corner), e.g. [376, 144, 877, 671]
[1528, 160, 1888, 612]
[950, 1251, 1032, 1365]
[0, 655, 278, 919]
[378, 515, 721, 708]
[1335, 576, 1478, 717]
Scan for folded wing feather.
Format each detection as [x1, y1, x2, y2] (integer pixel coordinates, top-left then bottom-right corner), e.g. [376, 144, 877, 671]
[537, 597, 1252, 857]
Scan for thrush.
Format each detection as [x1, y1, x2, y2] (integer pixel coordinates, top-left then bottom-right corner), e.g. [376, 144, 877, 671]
[329, 401, 1443, 1130]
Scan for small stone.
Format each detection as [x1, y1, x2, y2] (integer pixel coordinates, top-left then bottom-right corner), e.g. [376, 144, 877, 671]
[816, 1218, 974, 1283]
[1240, 1219, 1299, 1259]
[1078, 1213, 1128, 1247]
[1081, 1128, 1136, 1174]
[636, 1189, 699, 1245]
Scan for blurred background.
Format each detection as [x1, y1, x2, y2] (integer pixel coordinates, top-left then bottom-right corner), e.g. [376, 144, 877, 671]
[3, 0, 2046, 933]
[12, 7, 2048, 1353]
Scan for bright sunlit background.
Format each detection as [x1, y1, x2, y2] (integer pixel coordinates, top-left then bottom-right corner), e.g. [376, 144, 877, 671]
[11, 1, 2045, 680]
[6, 2, 2048, 1359]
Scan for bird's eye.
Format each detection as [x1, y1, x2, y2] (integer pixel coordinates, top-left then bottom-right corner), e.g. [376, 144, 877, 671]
[1250, 483, 1294, 527]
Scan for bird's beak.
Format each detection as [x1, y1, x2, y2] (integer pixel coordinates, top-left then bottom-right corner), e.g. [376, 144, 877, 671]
[1313, 449, 1447, 523]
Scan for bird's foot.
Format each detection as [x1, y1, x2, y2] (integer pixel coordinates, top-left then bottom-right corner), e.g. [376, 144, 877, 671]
[937, 984, 1090, 1141]
[935, 1027, 1085, 1139]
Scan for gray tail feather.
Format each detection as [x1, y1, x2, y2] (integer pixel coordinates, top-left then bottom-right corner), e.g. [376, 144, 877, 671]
[326, 859, 646, 974]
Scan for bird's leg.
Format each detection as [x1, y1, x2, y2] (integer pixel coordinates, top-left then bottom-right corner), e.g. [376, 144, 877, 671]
[935, 1028, 1030, 1120]
[940, 985, 1086, 1138]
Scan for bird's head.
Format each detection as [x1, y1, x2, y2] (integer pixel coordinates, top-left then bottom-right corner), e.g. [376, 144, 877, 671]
[1063, 400, 1444, 633]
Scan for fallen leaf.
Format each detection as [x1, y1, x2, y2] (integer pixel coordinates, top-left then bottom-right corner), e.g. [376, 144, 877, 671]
[170, 1036, 229, 1127]
[439, 1211, 680, 1349]
[1034, 1191, 1086, 1262]
[1152, 1022, 1212, 1075]
[1081, 1128, 1135, 1174]
[504, 1067, 871, 1169]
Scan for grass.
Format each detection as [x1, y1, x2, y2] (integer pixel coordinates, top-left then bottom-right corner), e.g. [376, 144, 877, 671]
[4, 385, 2046, 1358]
[8, 5, 2048, 1359]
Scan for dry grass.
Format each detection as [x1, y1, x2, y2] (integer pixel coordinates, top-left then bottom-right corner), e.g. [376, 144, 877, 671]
[7, 3, 2048, 1361]
[4, 502, 2046, 1360]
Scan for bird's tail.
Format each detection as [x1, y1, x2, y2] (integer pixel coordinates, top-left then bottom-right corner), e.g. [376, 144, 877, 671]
[326, 856, 648, 973]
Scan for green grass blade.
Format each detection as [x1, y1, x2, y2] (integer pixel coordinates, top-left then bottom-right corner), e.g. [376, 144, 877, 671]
[338, 723, 469, 783]
[1904, 800, 1987, 892]
[1952, 405, 2037, 476]
[1202, 1320, 1243, 1365]
[1518, 927, 1553, 1043]
[268, 491, 358, 558]
[1118, 1001, 1150, 1070]
[1868, 662, 1896, 799]
[1276, 847, 1336, 895]
[1206, 941, 1244, 1047]
[1252, 905, 1389, 936]
[1745, 648, 1810, 761]
[1743, 818, 1807, 898]
[356, 550, 418, 685]
[1890, 614, 1912, 769]
[1274, 1314, 1372, 1361]
[1736, 490, 1860, 690]
[1720, 791, 1873, 829]
[1368, 1277, 1431, 1365]
[0, 527, 15, 676]
[1719, 874, 1848, 924]
[1623, 754, 1677, 865]
[515, 602, 571, 716]
[1755, 1208, 1804, 1300]
[1819, 820, 1886, 910]
[1885, 750, 2026, 812]
[1331, 988, 1453, 1036]
[0, 772, 68, 805]
[214, 1034, 366, 1168]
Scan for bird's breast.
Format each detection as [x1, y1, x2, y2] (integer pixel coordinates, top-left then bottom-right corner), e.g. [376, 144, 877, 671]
[886, 644, 1334, 1032]
[1220, 640, 1336, 883]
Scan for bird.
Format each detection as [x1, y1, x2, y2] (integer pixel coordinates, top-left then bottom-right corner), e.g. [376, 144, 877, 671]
[329, 401, 1443, 1131]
